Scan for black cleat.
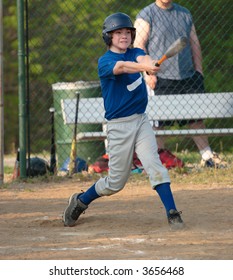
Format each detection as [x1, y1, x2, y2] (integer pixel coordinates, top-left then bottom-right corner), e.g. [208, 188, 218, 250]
[63, 193, 88, 227]
[167, 209, 184, 230]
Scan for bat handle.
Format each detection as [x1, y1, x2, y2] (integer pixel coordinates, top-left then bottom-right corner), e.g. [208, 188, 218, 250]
[155, 55, 167, 67]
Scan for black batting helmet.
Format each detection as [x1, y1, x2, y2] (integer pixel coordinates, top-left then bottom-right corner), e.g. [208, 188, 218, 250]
[102, 12, 136, 46]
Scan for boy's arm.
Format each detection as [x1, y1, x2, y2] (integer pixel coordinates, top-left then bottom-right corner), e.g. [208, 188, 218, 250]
[113, 58, 159, 75]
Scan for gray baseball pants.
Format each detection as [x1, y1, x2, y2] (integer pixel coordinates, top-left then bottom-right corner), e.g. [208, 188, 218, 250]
[95, 113, 170, 196]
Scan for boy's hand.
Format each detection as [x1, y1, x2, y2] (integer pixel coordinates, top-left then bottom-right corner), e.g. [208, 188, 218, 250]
[146, 60, 160, 75]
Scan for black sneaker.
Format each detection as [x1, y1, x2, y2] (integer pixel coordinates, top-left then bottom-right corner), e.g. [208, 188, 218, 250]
[167, 209, 184, 229]
[63, 193, 88, 227]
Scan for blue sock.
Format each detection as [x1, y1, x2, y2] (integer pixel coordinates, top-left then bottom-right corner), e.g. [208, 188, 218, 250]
[154, 182, 177, 215]
[78, 184, 100, 205]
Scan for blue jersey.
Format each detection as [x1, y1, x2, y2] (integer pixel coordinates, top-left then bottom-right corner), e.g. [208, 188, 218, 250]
[98, 48, 148, 120]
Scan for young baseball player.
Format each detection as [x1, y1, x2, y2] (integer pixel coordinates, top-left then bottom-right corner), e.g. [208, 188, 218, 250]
[63, 12, 184, 229]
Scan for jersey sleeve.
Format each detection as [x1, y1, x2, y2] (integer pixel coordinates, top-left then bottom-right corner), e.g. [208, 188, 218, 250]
[133, 47, 146, 61]
[98, 56, 117, 79]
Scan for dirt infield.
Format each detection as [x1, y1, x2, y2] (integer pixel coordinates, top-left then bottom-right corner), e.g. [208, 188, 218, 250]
[0, 176, 233, 260]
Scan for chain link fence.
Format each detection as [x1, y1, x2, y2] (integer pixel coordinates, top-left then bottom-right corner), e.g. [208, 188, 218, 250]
[24, 0, 232, 172]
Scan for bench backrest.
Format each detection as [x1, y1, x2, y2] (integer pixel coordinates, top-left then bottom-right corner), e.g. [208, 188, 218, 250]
[61, 92, 233, 124]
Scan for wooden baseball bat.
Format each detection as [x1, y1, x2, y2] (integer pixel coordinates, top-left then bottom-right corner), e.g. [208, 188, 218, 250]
[49, 107, 56, 174]
[155, 36, 188, 66]
[12, 148, 20, 180]
[68, 91, 80, 176]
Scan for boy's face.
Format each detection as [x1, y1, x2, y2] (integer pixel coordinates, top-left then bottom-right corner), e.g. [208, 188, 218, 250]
[110, 28, 132, 52]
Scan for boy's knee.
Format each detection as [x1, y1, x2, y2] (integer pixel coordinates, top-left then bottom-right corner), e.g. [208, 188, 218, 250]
[95, 177, 126, 196]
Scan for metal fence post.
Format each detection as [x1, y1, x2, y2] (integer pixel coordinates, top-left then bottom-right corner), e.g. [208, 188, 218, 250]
[0, 0, 4, 184]
[17, 0, 27, 178]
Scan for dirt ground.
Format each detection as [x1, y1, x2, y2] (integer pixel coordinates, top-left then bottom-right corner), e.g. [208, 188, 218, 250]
[0, 175, 233, 260]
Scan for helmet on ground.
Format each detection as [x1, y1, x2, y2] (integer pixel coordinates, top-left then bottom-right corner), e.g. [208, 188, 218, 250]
[102, 12, 136, 46]
[26, 157, 50, 177]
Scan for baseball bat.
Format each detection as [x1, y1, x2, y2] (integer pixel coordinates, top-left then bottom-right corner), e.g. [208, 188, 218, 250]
[12, 148, 20, 180]
[68, 91, 80, 176]
[155, 36, 188, 66]
[49, 107, 56, 174]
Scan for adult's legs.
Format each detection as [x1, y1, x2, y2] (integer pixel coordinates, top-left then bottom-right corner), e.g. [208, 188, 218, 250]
[189, 120, 213, 160]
